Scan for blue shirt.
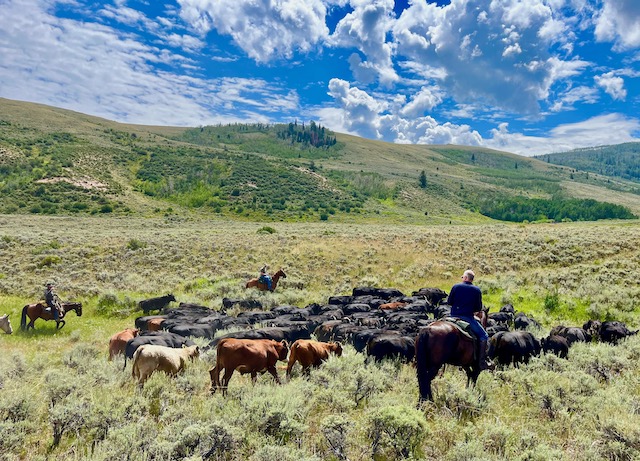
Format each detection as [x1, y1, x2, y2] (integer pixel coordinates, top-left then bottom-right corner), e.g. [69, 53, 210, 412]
[448, 281, 482, 317]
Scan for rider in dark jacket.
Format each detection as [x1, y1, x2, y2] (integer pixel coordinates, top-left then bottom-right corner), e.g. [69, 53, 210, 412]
[44, 283, 61, 321]
[448, 270, 492, 370]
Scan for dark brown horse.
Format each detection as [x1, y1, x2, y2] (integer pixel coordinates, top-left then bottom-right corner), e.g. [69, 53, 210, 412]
[415, 310, 488, 401]
[245, 269, 286, 292]
[20, 301, 83, 331]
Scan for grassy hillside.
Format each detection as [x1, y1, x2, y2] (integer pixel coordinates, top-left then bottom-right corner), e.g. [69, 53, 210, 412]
[1, 98, 640, 223]
[537, 143, 640, 183]
[1, 215, 639, 460]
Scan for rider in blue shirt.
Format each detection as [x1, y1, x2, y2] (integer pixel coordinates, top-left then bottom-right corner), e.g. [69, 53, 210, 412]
[259, 264, 273, 291]
[448, 270, 492, 370]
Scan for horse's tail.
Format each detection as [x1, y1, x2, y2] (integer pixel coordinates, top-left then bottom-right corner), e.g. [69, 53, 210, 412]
[20, 305, 28, 330]
[415, 329, 433, 401]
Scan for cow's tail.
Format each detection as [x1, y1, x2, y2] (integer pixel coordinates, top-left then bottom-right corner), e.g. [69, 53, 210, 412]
[122, 353, 129, 372]
[415, 329, 433, 402]
[285, 342, 298, 378]
[209, 362, 220, 392]
[20, 305, 28, 331]
[131, 346, 144, 380]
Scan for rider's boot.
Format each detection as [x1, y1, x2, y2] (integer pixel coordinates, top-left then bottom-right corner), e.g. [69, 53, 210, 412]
[477, 340, 493, 370]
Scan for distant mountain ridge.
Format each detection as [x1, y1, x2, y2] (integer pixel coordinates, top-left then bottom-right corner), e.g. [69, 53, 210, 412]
[535, 143, 640, 183]
[0, 97, 638, 223]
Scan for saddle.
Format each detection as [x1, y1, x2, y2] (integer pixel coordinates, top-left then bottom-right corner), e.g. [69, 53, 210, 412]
[442, 317, 477, 341]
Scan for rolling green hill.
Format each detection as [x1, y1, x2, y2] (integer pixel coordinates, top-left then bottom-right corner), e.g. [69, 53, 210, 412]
[536, 143, 640, 184]
[1, 97, 639, 223]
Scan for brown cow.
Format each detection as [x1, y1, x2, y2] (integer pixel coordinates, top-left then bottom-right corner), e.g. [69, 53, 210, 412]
[108, 328, 140, 361]
[286, 339, 342, 379]
[147, 318, 165, 331]
[209, 338, 289, 395]
[379, 301, 407, 310]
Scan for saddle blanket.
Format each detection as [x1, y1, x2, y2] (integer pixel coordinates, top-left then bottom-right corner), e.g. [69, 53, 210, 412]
[442, 317, 476, 340]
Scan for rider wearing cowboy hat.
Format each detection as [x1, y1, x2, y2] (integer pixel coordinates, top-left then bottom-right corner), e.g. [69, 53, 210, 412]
[258, 264, 273, 291]
[44, 282, 61, 321]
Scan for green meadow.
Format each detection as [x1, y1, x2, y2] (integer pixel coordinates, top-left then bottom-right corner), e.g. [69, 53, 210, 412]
[1, 215, 639, 460]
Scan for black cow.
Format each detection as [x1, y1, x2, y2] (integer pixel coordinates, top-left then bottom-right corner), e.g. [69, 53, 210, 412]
[236, 310, 276, 324]
[342, 303, 372, 315]
[514, 312, 541, 330]
[599, 321, 639, 344]
[352, 287, 405, 300]
[549, 326, 591, 346]
[488, 331, 541, 366]
[222, 298, 263, 311]
[165, 322, 218, 339]
[432, 304, 451, 319]
[412, 287, 448, 306]
[500, 304, 516, 314]
[123, 331, 195, 369]
[366, 335, 415, 363]
[486, 324, 510, 337]
[582, 319, 602, 339]
[541, 335, 569, 359]
[209, 325, 311, 348]
[352, 329, 389, 353]
[328, 295, 353, 305]
[139, 294, 177, 314]
[488, 311, 514, 326]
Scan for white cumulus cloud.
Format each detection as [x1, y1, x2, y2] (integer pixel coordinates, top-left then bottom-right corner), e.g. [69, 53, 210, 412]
[595, 72, 627, 101]
[177, 0, 329, 62]
[594, 0, 640, 50]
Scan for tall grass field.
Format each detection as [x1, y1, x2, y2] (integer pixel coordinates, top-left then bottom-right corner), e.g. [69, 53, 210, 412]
[1, 214, 639, 460]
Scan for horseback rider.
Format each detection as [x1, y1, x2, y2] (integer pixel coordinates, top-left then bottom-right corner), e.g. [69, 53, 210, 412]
[44, 282, 62, 322]
[447, 270, 493, 370]
[258, 264, 273, 291]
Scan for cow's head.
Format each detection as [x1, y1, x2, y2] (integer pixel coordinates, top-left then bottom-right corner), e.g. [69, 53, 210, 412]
[277, 340, 289, 360]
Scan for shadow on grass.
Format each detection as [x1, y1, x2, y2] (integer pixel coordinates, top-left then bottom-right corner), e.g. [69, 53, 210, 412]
[19, 320, 70, 336]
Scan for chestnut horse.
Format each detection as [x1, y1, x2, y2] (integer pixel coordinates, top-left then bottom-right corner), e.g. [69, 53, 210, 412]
[415, 310, 488, 401]
[245, 269, 286, 292]
[20, 301, 83, 331]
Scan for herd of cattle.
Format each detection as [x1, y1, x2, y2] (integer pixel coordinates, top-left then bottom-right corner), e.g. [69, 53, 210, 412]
[106, 286, 639, 392]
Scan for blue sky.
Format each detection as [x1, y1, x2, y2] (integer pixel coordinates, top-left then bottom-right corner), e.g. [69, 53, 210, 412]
[1, 0, 640, 156]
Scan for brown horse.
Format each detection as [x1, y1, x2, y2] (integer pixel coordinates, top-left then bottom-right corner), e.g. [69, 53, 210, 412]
[245, 269, 286, 292]
[415, 310, 488, 401]
[20, 301, 83, 331]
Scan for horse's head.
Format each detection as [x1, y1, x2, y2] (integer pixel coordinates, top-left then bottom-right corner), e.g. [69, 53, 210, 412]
[0, 314, 12, 334]
[65, 302, 83, 316]
[275, 269, 287, 278]
[475, 309, 488, 328]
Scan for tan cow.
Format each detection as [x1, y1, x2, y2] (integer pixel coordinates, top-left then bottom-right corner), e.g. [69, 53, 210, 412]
[108, 328, 140, 361]
[131, 344, 200, 385]
[286, 339, 342, 379]
[147, 318, 165, 331]
[209, 338, 289, 395]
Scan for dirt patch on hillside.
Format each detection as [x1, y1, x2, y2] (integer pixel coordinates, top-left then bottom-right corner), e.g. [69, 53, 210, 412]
[36, 176, 108, 191]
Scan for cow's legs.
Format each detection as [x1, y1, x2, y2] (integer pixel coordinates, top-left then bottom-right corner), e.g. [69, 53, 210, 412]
[221, 369, 234, 396]
[210, 364, 223, 393]
[267, 366, 281, 384]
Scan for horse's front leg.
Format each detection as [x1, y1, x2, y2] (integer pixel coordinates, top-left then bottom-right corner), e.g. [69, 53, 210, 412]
[56, 320, 66, 330]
